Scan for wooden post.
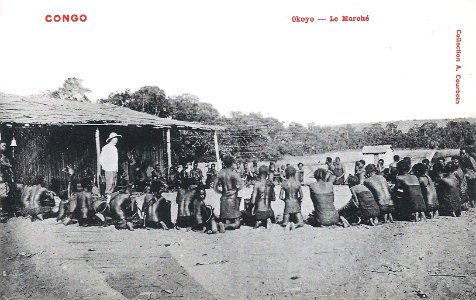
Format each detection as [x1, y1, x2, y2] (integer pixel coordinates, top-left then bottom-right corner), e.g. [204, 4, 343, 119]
[166, 127, 172, 169]
[214, 130, 221, 170]
[158, 129, 164, 172]
[95, 127, 101, 187]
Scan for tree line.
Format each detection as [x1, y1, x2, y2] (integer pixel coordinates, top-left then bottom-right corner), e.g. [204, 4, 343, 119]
[49, 78, 476, 162]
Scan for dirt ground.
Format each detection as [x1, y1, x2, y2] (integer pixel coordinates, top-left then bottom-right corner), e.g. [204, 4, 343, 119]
[2, 185, 476, 300]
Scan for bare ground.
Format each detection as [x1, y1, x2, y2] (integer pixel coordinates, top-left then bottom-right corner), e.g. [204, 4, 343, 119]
[1, 186, 476, 300]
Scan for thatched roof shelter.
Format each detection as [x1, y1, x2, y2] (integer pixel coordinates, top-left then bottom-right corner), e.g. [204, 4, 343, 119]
[0, 94, 223, 131]
[0, 94, 223, 188]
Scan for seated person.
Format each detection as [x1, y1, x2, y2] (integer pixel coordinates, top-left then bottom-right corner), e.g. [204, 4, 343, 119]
[412, 163, 439, 219]
[451, 156, 470, 211]
[388, 155, 400, 183]
[308, 168, 340, 226]
[109, 184, 135, 230]
[393, 161, 427, 221]
[140, 181, 173, 229]
[354, 160, 366, 184]
[376, 159, 386, 175]
[60, 177, 97, 227]
[214, 154, 243, 232]
[348, 175, 380, 226]
[192, 187, 219, 234]
[279, 166, 304, 230]
[21, 175, 57, 221]
[433, 163, 462, 217]
[332, 157, 346, 185]
[364, 164, 395, 223]
[462, 157, 476, 208]
[250, 165, 276, 229]
[325, 157, 336, 183]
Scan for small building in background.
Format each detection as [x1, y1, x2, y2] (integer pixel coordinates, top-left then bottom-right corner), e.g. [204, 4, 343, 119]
[362, 145, 393, 167]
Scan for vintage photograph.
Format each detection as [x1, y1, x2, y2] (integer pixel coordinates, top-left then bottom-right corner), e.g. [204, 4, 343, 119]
[0, 0, 475, 299]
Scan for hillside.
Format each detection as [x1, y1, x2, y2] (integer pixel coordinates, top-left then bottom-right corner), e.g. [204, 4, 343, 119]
[321, 118, 476, 133]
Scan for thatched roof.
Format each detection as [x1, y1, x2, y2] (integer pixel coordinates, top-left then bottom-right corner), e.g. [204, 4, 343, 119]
[0, 94, 223, 131]
[362, 145, 393, 154]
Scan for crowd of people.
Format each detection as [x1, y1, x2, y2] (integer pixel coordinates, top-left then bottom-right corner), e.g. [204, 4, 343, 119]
[167, 148, 476, 233]
[2, 131, 476, 235]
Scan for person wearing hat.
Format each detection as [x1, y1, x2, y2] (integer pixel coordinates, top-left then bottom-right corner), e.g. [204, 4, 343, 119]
[100, 132, 122, 202]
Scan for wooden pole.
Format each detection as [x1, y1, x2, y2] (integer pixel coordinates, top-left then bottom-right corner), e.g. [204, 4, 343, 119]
[95, 127, 101, 187]
[214, 131, 221, 170]
[166, 128, 172, 169]
[158, 129, 164, 172]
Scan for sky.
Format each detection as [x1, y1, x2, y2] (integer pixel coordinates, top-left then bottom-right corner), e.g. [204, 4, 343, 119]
[0, 0, 475, 125]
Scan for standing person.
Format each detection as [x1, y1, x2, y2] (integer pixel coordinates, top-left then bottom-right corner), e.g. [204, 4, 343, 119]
[279, 166, 304, 230]
[190, 161, 203, 188]
[167, 165, 179, 191]
[250, 160, 259, 184]
[333, 157, 346, 185]
[309, 168, 340, 226]
[268, 161, 277, 183]
[412, 163, 439, 219]
[126, 149, 139, 185]
[364, 164, 395, 223]
[250, 165, 276, 229]
[393, 161, 427, 221]
[205, 163, 218, 189]
[297, 162, 305, 185]
[175, 163, 193, 229]
[151, 163, 164, 181]
[99, 132, 122, 203]
[235, 161, 242, 175]
[213, 154, 243, 232]
[242, 162, 249, 182]
[278, 164, 286, 183]
[0, 140, 13, 220]
[180, 163, 190, 183]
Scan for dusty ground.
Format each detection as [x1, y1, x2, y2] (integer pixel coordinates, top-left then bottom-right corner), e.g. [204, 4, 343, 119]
[1, 185, 476, 300]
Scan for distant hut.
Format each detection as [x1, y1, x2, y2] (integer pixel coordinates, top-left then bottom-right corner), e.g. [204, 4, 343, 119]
[362, 145, 393, 168]
[0, 94, 223, 188]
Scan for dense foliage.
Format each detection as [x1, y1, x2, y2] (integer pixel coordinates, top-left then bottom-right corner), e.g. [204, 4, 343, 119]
[50, 77, 92, 103]
[97, 84, 476, 162]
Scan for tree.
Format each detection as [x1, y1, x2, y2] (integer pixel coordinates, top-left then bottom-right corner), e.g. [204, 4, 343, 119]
[362, 123, 385, 145]
[168, 94, 220, 124]
[132, 86, 169, 117]
[99, 86, 170, 117]
[98, 89, 133, 107]
[50, 77, 91, 102]
[216, 112, 285, 160]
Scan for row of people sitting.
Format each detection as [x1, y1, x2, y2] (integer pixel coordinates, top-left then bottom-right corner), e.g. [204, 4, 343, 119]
[15, 153, 476, 233]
